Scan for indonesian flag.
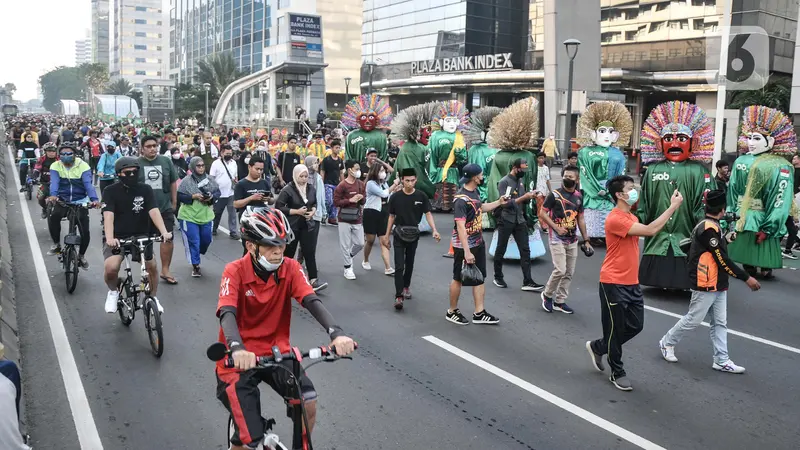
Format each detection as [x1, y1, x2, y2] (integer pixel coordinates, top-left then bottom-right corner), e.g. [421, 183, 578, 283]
[780, 168, 791, 178]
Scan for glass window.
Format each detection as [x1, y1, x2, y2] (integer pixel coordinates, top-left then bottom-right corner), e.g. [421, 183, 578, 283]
[136, 32, 146, 37]
[135, 6, 147, 12]
[135, 19, 147, 24]
[136, 70, 147, 75]
[134, 44, 147, 50]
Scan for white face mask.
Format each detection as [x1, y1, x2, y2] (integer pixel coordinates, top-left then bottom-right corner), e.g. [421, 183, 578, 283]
[353, 170, 362, 179]
[379, 171, 387, 180]
[591, 126, 619, 148]
[172, 153, 181, 160]
[747, 132, 772, 155]
[244, 157, 251, 164]
[257, 254, 283, 272]
[441, 116, 460, 133]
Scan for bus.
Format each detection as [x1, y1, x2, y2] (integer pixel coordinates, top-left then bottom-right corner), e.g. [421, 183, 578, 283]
[1, 104, 18, 117]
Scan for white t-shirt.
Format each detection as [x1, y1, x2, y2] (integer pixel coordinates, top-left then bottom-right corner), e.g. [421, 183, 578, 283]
[210, 159, 238, 198]
[536, 164, 551, 195]
[0, 363, 30, 450]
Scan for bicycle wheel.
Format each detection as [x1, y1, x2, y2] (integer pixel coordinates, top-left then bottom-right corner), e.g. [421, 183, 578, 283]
[143, 296, 163, 357]
[25, 183, 32, 201]
[116, 279, 134, 326]
[64, 246, 79, 293]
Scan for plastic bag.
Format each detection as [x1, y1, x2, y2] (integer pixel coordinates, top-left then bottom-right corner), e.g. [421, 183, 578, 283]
[461, 263, 484, 287]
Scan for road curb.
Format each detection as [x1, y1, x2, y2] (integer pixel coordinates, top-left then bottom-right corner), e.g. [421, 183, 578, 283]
[0, 132, 19, 364]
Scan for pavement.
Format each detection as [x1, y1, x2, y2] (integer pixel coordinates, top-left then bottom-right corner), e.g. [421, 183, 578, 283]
[6, 152, 800, 450]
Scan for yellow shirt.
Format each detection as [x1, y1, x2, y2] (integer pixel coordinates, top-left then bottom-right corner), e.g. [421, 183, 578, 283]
[542, 138, 556, 157]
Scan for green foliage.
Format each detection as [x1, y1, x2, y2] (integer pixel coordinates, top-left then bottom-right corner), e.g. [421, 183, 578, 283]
[729, 74, 791, 114]
[106, 78, 133, 95]
[3, 83, 16, 96]
[78, 63, 110, 95]
[39, 67, 87, 113]
[128, 90, 143, 111]
[195, 52, 245, 100]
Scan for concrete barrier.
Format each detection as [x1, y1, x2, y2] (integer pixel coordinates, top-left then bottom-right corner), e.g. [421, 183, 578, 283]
[0, 125, 19, 364]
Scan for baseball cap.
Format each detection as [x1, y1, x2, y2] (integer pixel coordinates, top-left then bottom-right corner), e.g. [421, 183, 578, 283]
[366, 147, 378, 155]
[459, 163, 483, 185]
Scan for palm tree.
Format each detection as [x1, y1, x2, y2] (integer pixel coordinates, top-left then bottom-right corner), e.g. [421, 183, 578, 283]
[195, 52, 245, 98]
[106, 78, 133, 96]
[729, 75, 791, 114]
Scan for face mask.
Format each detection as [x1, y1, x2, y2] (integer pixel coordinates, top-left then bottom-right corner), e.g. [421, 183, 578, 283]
[244, 157, 251, 164]
[60, 155, 74, 165]
[562, 178, 576, 189]
[257, 254, 283, 272]
[353, 170, 361, 179]
[379, 171, 387, 180]
[172, 153, 181, 160]
[224, 154, 232, 161]
[516, 169, 526, 178]
[625, 189, 639, 206]
[120, 171, 139, 186]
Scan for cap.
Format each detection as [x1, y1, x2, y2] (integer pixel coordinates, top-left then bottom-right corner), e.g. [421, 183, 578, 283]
[705, 189, 726, 208]
[366, 147, 378, 155]
[459, 163, 483, 185]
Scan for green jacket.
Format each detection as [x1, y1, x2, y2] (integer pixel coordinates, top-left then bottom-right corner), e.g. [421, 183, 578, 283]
[345, 129, 387, 166]
[177, 200, 214, 224]
[577, 145, 625, 211]
[467, 142, 499, 202]
[485, 150, 538, 228]
[638, 160, 714, 256]
[735, 153, 794, 237]
[428, 130, 466, 185]
[389, 140, 434, 198]
[726, 153, 755, 218]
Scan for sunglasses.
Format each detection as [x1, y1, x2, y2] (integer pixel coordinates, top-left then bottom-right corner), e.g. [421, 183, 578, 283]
[195, 164, 205, 167]
[60, 152, 74, 157]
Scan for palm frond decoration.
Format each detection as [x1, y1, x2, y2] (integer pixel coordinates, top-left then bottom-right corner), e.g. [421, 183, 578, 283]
[464, 106, 504, 146]
[488, 97, 539, 150]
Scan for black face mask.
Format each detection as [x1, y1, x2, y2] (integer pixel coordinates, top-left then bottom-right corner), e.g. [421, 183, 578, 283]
[120, 171, 139, 187]
[562, 178, 576, 189]
[223, 154, 232, 161]
[516, 170, 526, 179]
[107, 148, 116, 154]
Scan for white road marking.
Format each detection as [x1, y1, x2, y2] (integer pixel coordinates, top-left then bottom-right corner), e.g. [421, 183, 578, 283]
[218, 226, 231, 235]
[423, 335, 667, 450]
[6, 149, 104, 449]
[644, 305, 800, 355]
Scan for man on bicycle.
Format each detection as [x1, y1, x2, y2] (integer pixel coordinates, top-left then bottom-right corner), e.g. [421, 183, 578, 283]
[102, 157, 173, 314]
[34, 143, 59, 218]
[16, 133, 39, 189]
[216, 206, 355, 450]
[46, 143, 99, 268]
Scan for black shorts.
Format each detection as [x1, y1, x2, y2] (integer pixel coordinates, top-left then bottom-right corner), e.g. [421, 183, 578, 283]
[216, 363, 317, 446]
[452, 243, 487, 283]
[362, 206, 388, 236]
[160, 209, 175, 233]
[102, 241, 154, 262]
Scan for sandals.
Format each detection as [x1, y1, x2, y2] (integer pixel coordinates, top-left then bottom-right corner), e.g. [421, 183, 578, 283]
[160, 274, 179, 285]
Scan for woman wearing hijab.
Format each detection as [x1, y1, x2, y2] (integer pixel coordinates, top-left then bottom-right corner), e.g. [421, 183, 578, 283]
[171, 146, 189, 179]
[276, 164, 327, 292]
[177, 157, 220, 277]
[295, 155, 328, 266]
[237, 149, 251, 180]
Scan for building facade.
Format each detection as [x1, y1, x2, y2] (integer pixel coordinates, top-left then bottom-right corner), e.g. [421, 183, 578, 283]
[75, 39, 91, 66]
[91, 0, 111, 66]
[111, 0, 166, 90]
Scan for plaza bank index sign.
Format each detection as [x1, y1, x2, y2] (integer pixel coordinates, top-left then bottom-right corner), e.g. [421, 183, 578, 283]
[411, 53, 513, 75]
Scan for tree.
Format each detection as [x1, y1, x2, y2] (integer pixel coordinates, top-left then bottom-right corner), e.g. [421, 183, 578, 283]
[79, 63, 110, 96]
[39, 66, 87, 113]
[175, 82, 206, 119]
[195, 52, 246, 101]
[106, 78, 133, 95]
[128, 90, 143, 111]
[3, 83, 16, 97]
[729, 75, 791, 114]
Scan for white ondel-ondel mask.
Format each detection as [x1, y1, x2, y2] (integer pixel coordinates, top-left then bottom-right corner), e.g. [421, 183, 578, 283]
[747, 132, 775, 155]
[590, 125, 619, 148]
[441, 116, 460, 133]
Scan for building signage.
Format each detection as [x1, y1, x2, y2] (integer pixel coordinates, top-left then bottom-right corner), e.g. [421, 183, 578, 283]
[411, 53, 513, 75]
[289, 14, 321, 39]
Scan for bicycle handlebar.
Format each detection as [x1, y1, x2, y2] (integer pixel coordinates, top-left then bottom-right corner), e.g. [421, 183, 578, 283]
[117, 236, 165, 246]
[55, 199, 96, 209]
[206, 342, 357, 369]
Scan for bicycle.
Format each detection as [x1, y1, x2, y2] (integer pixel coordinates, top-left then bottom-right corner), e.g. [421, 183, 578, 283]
[114, 235, 165, 357]
[54, 200, 94, 294]
[20, 157, 37, 200]
[206, 341, 356, 450]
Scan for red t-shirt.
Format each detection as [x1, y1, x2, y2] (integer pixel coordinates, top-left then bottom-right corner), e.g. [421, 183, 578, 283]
[215, 255, 314, 375]
[599, 208, 640, 285]
[89, 139, 102, 158]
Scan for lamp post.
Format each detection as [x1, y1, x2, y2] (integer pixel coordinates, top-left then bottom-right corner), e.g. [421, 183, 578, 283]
[562, 39, 581, 158]
[365, 62, 377, 96]
[344, 77, 351, 105]
[203, 82, 211, 126]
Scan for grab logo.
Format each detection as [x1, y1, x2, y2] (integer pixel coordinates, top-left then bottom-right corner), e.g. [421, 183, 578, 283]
[735, 163, 748, 171]
[651, 172, 670, 182]
[588, 151, 605, 157]
[350, 136, 364, 145]
[774, 179, 789, 208]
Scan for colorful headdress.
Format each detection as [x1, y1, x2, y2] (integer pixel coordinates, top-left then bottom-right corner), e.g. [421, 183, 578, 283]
[640, 101, 714, 163]
[390, 102, 438, 142]
[341, 94, 393, 129]
[488, 97, 539, 151]
[431, 100, 469, 132]
[576, 101, 633, 147]
[464, 106, 504, 147]
[738, 105, 797, 155]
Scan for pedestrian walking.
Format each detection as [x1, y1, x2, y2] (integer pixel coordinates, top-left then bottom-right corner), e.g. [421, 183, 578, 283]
[363, 163, 401, 274]
[585, 175, 683, 391]
[658, 190, 760, 373]
[492, 158, 545, 291]
[210, 145, 240, 238]
[320, 139, 345, 225]
[333, 160, 366, 280]
[386, 168, 440, 310]
[177, 157, 219, 277]
[538, 165, 592, 314]
[534, 153, 551, 227]
[446, 164, 509, 326]
[542, 134, 557, 167]
[233, 155, 273, 255]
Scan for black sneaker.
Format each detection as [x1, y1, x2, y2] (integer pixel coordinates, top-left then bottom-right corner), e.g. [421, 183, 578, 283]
[445, 308, 470, 325]
[782, 250, 797, 260]
[553, 303, 574, 314]
[212, 229, 218, 236]
[472, 309, 500, 325]
[585, 341, 605, 372]
[394, 296, 404, 311]
[191, 265, 202, 277]
[609, 375, 633, 391]
[521, 281, 545, 292]
[40, 208, 48, 219]
[78, 254, 89, 270]
[229, 233, 240, 240]
[541, 292, 554, 313]
[311, 279, 328, 292]
[493, 278, 508, 288]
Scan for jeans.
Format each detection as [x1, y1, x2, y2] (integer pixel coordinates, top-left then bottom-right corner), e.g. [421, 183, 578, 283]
[337, 222, 364, 267]
[393, 237, 419, 297]
[18, 160, 30, 185]
[492, 220, 532, 284]
[785, 216, 798, 252]
[284, 223, 320, 279]
[544, 241, 578, 303]
[180, 220, 213, 265]
[663, 290, 729, 364]
[591, 283, 645, 378]
[324, 184, 338, 220]
[48, 203, 91, 255]
[213, 196, 238, 235]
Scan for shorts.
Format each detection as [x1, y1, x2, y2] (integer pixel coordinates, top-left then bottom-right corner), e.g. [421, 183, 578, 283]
[160, 209, 175, 233]
[452, 243, 487, 283]
[102, 240, 154, 262]
[216, 363, 317, 446]
[362, 206, 388, 236]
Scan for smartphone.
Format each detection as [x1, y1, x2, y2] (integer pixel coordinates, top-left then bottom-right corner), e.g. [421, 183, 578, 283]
[505, 186, 512, 197]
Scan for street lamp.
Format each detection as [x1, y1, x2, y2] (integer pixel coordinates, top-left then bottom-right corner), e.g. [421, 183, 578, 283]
[203, 82, 211, 126]
[344, 77, 351, 104]
[562, 38, 581, 158]
[365, 61, 377, 96]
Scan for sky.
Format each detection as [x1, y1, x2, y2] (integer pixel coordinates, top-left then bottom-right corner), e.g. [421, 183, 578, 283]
[0, 0, 91, 101]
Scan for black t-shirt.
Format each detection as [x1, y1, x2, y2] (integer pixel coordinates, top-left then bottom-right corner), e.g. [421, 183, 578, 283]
[101, 182, 157, 239]
[234, 178, 272, 216]
[321, 155, 344, 186]
[541, 188, 584, 244]
[388, 189, 431, 227]
[277, 152, 301, 184]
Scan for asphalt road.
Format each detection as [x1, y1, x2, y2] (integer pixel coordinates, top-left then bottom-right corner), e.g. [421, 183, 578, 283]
[7, 158, 800, 450]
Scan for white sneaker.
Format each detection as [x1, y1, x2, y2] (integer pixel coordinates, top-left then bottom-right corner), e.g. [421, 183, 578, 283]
[105, 290, 119, 313]
[361, 261, 372, 270]
[385, 267, 395, 276]
[659, 338, 678, 363]
[343, 267, 356, 280]
[712, 360, 745, 374]
[151, 296, 165, 314]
